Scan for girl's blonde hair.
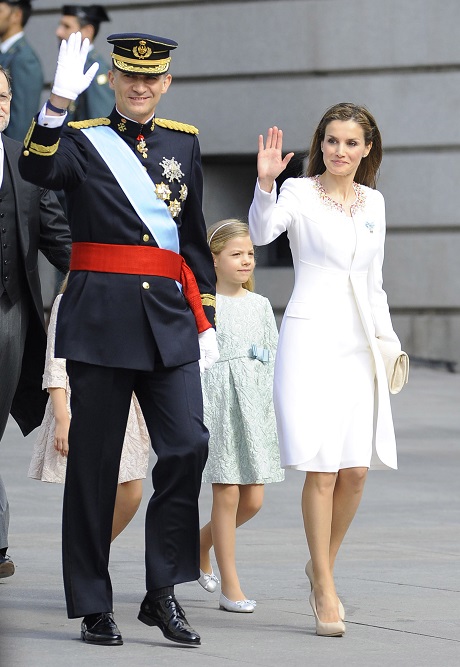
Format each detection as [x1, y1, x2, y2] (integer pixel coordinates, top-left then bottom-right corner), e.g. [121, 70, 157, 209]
[207, 219, 255, 292]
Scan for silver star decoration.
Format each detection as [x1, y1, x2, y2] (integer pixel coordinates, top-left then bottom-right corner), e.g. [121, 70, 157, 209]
[159, 156, 184, 183]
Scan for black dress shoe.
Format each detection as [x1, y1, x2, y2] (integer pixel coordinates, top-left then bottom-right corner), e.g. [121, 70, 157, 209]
[0, 554, 15, 579]
[138, 595, 201, 645]
[81, 612, 123, 645]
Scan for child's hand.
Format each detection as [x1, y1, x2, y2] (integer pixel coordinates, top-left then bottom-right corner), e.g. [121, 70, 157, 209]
[54, 415, 70, 457]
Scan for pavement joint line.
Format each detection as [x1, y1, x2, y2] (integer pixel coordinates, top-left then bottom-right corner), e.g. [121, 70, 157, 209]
[347, 578, 460, 592]
[343, 621, 460, 642]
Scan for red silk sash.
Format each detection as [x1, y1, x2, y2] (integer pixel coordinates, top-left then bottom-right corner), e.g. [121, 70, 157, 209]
[70, 242, 212, 334]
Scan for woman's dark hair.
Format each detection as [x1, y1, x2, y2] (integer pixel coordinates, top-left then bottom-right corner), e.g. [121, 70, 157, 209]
[306, 102, 382, 189]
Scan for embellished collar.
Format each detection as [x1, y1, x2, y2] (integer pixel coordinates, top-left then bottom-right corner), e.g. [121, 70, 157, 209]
[312, 175, 366, 214]
[109, 108, 156, 139]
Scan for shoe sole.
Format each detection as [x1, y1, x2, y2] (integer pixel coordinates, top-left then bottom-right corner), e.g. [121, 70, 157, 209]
[219, 605, 254, 613]
[316, 629, 345, 637]
[137, 611, 201, 645]
[81, 632, 123, 646]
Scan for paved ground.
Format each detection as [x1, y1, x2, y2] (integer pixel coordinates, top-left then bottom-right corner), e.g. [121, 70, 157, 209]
[0, 366, 459, 666]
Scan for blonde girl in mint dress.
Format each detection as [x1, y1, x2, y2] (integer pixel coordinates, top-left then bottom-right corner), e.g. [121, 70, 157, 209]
[198, 219, 283, 614]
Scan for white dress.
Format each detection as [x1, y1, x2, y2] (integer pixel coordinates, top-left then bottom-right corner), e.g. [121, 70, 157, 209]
[28, 294, 150, 484]
[201, 291, 284, 484]
[249, 176, 400, 472]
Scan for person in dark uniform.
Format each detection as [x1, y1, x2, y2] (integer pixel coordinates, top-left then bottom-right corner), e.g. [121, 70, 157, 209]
[0, 64, 70, 579]
[19, 32, 219, 647]
[0, 0, 43, 141]
[56, 5, 113, 121]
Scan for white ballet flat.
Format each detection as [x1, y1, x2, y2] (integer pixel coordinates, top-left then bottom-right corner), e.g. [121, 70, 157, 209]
[198, 569, 219, 593]
[219, 593, 255, 613]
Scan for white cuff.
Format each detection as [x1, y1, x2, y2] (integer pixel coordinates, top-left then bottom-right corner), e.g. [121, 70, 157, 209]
[256, 178, 276, 196]
[37, 102, 67, 128]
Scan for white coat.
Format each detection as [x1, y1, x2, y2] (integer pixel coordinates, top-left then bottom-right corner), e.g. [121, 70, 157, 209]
[248, 177, 399, 470]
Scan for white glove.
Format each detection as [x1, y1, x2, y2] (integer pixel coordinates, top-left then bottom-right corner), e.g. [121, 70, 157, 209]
[198, 328, 219, 372]
[52, 32, 100, 101]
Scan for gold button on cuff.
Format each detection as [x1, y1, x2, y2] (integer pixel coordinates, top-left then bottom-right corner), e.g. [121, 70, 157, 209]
[143, 234, 150, 242]
[142, 282, 150, 289]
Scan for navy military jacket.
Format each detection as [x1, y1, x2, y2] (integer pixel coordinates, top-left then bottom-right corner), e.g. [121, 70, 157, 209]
[19, 108, 216, 370]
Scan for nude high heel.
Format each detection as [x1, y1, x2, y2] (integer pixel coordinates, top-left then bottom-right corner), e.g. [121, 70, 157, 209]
[309, 591, 345, 637]
[305, 560, 345, 621]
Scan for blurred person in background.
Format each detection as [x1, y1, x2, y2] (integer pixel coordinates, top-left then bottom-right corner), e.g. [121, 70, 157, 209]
[56, 4, 113, 121]
[0, 0, 43, 140]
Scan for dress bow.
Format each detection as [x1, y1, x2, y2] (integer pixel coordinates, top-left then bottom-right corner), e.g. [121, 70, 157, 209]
[250, 344, 270, 364]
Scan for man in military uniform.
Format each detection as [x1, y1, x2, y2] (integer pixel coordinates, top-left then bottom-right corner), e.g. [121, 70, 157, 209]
[56, 5, 113, 121]
[19, 31, 218, 647]
[0, 0, 43, 140]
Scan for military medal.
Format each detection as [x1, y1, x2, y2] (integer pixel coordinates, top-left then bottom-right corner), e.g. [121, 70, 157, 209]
[159, 156, 184, 182]
[155, 182, 171, 201]
[168, 199, 181, 218]
[136, 134, 148, 158]
[179, 184, 188, 201]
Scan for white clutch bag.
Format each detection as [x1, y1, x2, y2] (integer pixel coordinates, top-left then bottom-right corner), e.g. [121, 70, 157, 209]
[376, 339, 410, 394]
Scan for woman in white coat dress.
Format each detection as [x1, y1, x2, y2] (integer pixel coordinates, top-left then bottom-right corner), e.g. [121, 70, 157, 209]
[248, 103, 401, 637]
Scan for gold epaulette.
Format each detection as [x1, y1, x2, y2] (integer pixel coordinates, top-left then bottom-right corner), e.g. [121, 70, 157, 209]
[201, 293, 216, 308]
[68, 117, 111, 129]
[154, 118, 199, 135]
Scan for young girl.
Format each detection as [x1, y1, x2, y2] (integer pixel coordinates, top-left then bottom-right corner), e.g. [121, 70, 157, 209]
[199, 219, 284, 613]
[28, 276, 150, 541]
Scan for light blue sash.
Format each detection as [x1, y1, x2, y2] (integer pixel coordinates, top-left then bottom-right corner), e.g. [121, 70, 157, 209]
[81, 126, 179, 253]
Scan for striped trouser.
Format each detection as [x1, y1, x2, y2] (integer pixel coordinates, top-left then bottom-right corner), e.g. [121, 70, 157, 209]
[0, 292, 28, 549]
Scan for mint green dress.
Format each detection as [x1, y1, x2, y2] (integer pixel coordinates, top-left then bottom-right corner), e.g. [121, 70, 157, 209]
[202, 291, 284, 484]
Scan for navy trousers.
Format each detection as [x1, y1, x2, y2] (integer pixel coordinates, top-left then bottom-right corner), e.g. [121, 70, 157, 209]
[63, 358, 208, 618]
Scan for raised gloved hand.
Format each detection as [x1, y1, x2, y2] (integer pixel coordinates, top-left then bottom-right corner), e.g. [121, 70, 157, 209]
[198, 328, 219, 373]
[52, 32, 100, 101]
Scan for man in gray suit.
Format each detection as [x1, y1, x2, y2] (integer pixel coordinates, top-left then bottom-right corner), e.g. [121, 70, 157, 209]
[0, 65, 70, 578]
[0, 0, 43, 141]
